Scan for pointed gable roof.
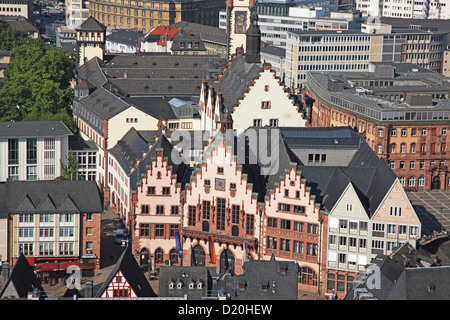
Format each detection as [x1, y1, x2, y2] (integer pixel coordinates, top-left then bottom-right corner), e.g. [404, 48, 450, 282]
[76, 16, 106, 32]
[95, 248, 157, 298]
[0, 254, 45, 299]
[58, 195, 81, 213]
[36, 194, 57, 211]
[13, 193, 36, 213]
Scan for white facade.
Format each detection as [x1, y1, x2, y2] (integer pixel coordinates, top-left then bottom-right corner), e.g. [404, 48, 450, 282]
[0, 136, 69, 182]
[220, 8, 361, 49]
[230, 68, 307, 133]
[327, 179, 421, 274]
[65, 0, 89, 28]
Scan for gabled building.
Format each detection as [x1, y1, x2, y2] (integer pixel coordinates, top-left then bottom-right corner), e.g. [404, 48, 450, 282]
[199, 10, 306, 133]
[128, 133, 187, 266]
[1, 180, 103, 269]
[0, 254, 45, 299]
[95, 247, 157, 298]
[72, 51, 227, 206]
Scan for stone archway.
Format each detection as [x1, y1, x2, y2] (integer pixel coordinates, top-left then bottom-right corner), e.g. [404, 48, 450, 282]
[432, 175, 441, 190]
[219, 249, 235, 274]
[191, 244, 206, 266]
[139, 248, 149, 266]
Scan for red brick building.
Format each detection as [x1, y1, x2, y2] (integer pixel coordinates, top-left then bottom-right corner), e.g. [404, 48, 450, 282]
[304, 63, 450, 190]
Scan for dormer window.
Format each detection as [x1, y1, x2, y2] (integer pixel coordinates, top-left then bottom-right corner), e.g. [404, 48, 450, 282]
[168, 282, 175, 289]
[188, 282, 195, 290]
[197, 282, 203, 289]
[177, 282, 183, 289]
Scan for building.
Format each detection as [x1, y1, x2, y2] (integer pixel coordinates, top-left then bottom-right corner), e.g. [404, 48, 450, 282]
[72, 52, 226, 206]
[0, 0, 32, 19]
[0, 254, 46, 299]
[158, 266, 210, 299]
[76, 16, 107, 66]
[171, 21, 228, 58]
[95, 247, 157, 298]
[1, 180, 103, 269]
[105, 29, 143, 54]
[88, 0, 225, 33]
[200, 11, 307, 133]
[285, 26, 448, 89]
[0, 121, 72, 182]
[131, 134, 187, 266]
[65, 0, 90, 28]
[303, 63, 450, 190]
[355, 0, 450, 19]
[220, 7, 362, 49]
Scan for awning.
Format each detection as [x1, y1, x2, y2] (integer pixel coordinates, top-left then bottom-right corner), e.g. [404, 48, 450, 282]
[35, 261, 81, 272]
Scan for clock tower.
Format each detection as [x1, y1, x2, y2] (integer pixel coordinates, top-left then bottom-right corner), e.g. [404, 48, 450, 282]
[226, 0, 255, 59]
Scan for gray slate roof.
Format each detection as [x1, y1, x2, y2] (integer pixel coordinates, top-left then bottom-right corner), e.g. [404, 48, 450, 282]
[0, 254, 46, 299]
[106, 29, 142, 47]
[0, 180, 103, 219]
[95, 247, 157, 298]
[0, 121, 73, 138]
[76, 16, 106, 32]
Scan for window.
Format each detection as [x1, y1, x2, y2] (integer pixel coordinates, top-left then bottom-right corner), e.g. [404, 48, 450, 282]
[8, 139, 19, 165]
[269, 119, 278, 127]
[141, 205, 149, 214]
[27, 138, 37, 164]
[281, 219, 291, 230]
[253, 119, 262, 127]
[217, 167, 224, 174]
[378, 129, 383, 137]
[401, 128, 407, 136]
[390, 207, 402, 216]
[171, 206, 179, 215]
[246, 214, 254, 235]
[162, 187, 170, 195]
[140, 223, 150, 237]
[155, 224, 164, 237]
[268, 217, 278, 228]
[232, 205, 240, 224]
[216, 198, 226, 230]
[147, 186, 155, 194]
[188, 206, 196, 226]
[202, 201, 210, 219]
[261, 101, 271, 109]
[156, 205, 164, 215]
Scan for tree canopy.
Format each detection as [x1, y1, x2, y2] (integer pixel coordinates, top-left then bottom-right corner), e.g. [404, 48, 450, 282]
[0, 38, 76, 131]
[0, 21, 30, 51]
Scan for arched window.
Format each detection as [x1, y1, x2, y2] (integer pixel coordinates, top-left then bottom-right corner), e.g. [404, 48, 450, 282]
[220, 249, 235, 274]
[410, 143, 416, 153]
[399, 177, 405, 186]
[390, 143, 397, 153]
[154, 248, 164, 263]
[408, 176, 415, 187]
[377, 145, 383, 154]
[191, 244, 205, 266]
[299, 266, 317, 286]
[169, 248, 178, 264]
[400, 143, 406, 153]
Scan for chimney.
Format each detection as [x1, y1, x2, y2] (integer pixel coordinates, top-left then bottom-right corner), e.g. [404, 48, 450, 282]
[2, 262, 9, 284]
[85, 280, 94, 298]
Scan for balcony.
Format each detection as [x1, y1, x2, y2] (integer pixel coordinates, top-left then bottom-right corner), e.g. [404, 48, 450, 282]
[182, 228, 257, 248]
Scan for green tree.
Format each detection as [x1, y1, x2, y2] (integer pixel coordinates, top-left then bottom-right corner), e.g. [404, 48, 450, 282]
[0, 38, 76, 130]
[60, 150, 80, 181]
[0, 22, 29, 51]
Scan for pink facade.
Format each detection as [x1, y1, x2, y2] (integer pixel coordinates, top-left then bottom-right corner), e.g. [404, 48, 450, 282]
[132, 149, 184, 266]
[181, 138, 260, 275]
[263, 164, 327, 293]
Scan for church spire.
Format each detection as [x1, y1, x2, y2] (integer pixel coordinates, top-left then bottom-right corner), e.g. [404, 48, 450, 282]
[245, 9, 261, 64]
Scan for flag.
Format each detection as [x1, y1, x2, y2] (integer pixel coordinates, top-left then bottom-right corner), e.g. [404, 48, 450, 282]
[209, 236, 216, 264]
[175, 230, 182, 259]
[242, 241, 248, 267]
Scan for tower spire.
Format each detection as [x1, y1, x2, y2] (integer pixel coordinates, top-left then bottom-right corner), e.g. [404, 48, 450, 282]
[245, 9, 261, 64]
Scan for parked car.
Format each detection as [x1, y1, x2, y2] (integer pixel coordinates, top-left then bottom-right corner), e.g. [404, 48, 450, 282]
[114, 229, 124, 245]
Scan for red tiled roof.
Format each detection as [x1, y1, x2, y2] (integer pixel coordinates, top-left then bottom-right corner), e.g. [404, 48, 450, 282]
[149, 26, 180, 45]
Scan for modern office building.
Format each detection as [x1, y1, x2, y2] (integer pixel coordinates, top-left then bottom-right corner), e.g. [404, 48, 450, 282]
[285, 26, 448, 89]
